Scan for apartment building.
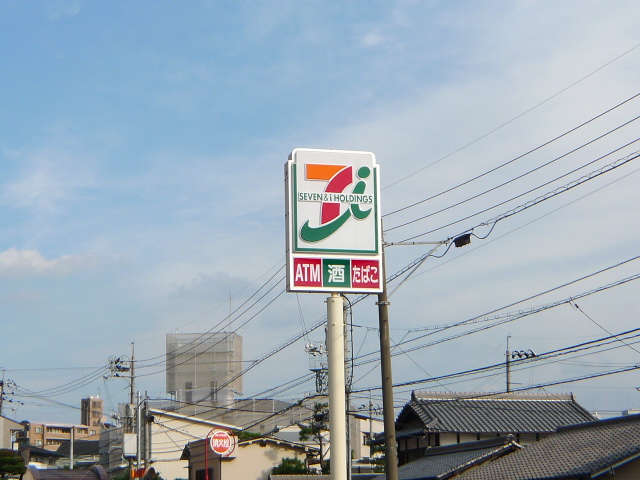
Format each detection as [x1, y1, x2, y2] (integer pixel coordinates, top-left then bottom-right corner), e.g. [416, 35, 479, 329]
[81, 396, 105, 428]
[20, 396, 104, 450]
[24, 422, 100, 450]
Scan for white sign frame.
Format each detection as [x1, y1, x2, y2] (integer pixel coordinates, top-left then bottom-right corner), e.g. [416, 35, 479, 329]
[285, 148, 383, 293]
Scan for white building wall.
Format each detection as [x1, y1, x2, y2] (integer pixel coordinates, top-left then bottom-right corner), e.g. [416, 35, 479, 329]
[149, 409, 237, 480]
[166, 333, 243, 414]
[0, 415, 23, 449]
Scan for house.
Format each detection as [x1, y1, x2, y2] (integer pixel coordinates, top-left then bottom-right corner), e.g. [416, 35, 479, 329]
[395, 391, 595, 465]
[454, 413, 640, 480]
[269, 410, 383, 471]
[182, 435, 318, 480]
[17, 439, 100, 470]
[94, 397, 383, 479]
[25, 465, 109, 480]
[100, 407, 240, 480]
[371, 436, 521, 480]
[351, 410, 385, 467]
[55, 440, 101, 468]
[270, 476, 377, 480]
[20, 445, 67, 469]
[0, 415, 24, 449]
[200, 395, 384, 467]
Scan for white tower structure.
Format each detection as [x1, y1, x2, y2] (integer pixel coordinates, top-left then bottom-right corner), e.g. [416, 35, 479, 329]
[166, 332, 243, 413]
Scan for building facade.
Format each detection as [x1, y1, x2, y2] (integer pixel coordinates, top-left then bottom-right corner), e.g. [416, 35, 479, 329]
[0, 415, 23, 450]
[21, 422, 100, 450]
[81, 396, 105, 428]
[182, 435, 318, 480]
[395, 391, 595, 465]
[166, 333, 243, 415]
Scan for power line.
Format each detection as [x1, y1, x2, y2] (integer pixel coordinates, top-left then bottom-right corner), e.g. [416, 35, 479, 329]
[385, 92, 640, 216]
[386, 123, 640, 232]
[353, 258, 640, 365]
[352, 327, 640, 393]
[198, 161, 637, 415]
[136, 265, 285, 367]
[384, 42, 640, 190]
[398, 150, 640, 242]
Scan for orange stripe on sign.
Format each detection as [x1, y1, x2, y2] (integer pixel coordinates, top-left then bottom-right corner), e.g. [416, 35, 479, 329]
[306, 164, 346, 180]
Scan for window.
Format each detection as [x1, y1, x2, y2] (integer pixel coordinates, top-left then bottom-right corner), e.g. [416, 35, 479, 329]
[90, 430, 96, 436]
[185, 382, 193, 403]
[195, 468, 213, 480]
[46, 427, 70, 434]
[210, 381, 218, 402]
[35, 427, 43, 434]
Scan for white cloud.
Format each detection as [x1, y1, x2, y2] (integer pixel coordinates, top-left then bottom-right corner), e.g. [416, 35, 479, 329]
[47, 0, 82, 21]
[2, 143, 96, 214]
[360, 32, 384, 48]
[0, 248, 101, 277]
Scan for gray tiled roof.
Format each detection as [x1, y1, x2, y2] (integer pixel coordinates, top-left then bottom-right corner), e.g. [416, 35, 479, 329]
[398, 392, 595, 434]
[372, 436, 520, 480]
[455, 413, 640, 480]
[271, 476, 377, 480]
[56, 440, 100, 456]
[29, 465, 109, 480]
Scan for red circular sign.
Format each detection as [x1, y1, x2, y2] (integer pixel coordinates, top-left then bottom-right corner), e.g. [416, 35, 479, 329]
[208, 429, 236, 457]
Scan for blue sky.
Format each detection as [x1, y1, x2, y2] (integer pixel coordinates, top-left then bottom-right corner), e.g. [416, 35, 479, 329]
[1, 1, 640, 424]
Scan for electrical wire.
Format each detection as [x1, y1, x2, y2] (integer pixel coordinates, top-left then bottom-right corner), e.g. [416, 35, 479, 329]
[396, 149, 640, 242]
[386, 93, 640, 217]
[384, 42, 640, 190]
[136, 266, 286, 367]
[353, 263, 640, 366]
[352, 327, 640, 393]
[386, 124, 640, 232]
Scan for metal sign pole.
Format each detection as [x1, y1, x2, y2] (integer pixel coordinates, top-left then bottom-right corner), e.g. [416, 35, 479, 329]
[327, 293, 348, 480]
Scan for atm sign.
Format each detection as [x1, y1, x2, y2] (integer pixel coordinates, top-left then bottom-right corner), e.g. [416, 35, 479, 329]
[291, 257, 381, 292]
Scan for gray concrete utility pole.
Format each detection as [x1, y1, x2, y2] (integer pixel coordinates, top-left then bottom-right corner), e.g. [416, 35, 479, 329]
[328, 293, 348, 480]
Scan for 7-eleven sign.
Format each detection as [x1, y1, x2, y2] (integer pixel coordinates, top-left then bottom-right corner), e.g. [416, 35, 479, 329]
[285, 149, 383, 293]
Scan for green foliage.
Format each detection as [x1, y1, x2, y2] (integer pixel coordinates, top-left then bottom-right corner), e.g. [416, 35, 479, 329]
[0, 450, 26, 479]
[298, 402, 329, 442]
[321, 458, 330, 475]
[371, 455, 385, 472]
[271, 457, 307, 475]
[112, 471, 130, 480]
[370, 444, 386, 472]
[299, 402, 329, 471]
[237, 431, 262, 442]
[110, 469, 165, 480]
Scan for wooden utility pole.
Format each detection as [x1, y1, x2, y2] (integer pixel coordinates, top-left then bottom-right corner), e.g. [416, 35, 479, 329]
[377, 249, 398, 480]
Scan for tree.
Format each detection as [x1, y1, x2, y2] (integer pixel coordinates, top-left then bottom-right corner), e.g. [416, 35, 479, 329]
[368, 439, 386, 473]
[0, 449, 26, 480]
[237, 431, 262, 442]
[299, 402, 329, 472]
[271, 457, 307, 475]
